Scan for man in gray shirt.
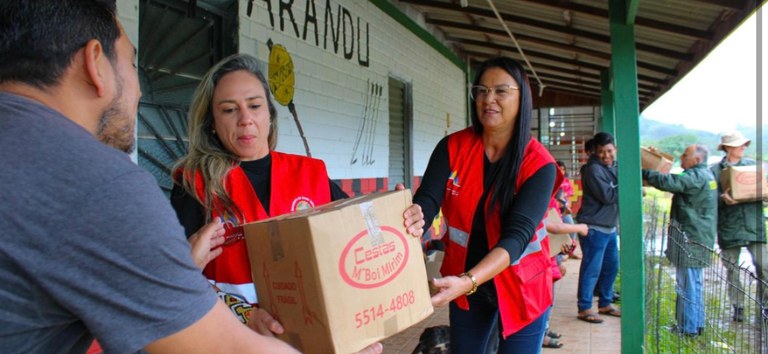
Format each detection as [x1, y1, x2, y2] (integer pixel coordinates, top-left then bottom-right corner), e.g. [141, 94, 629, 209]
[0, 1, 306, 353]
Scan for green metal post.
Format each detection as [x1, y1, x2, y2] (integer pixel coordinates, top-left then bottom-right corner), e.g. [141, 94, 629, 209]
[600, 69, 615, 136]
[609, 1, 645, 353]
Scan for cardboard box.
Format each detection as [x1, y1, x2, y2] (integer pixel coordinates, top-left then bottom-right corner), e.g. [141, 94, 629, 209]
[641, 146, 674, 174]
[721, 165, 768, 203]
[545, 208, 572, 256]
[244, 190, 433, 354]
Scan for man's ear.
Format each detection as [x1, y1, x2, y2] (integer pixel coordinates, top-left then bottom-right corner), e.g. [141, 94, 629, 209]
[83, 39, 108, 98]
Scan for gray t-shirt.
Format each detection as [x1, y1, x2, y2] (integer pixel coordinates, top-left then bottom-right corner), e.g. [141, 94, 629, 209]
[0, 93, 217, 353]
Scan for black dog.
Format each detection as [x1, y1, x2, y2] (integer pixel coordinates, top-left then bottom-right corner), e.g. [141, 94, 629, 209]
[411, 325, 450, 354]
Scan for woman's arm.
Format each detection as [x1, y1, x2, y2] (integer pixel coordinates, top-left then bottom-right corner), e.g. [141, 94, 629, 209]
[430, 163, 557, 307]
[495, 163, 557, 263]
[412, 137, 451, 233]
[171, 183, 207, 238]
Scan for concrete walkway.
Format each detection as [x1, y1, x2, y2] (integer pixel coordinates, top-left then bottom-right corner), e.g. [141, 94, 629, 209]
[381, 256, 622, 353]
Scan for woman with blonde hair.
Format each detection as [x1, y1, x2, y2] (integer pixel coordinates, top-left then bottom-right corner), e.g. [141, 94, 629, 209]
[171, 54, 424, 313]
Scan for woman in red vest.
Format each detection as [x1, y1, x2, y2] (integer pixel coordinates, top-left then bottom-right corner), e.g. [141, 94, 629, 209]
[170, 54, 424, 327]
[413, 57, 562, 354]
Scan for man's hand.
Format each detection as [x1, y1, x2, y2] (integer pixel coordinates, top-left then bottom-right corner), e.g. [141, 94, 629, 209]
[721, 190, 737, 206]
[247, 307, 284, 336]
[246, 309, 383, 353]
[353, 343, 383, 354]
[189, 218, 226, 269]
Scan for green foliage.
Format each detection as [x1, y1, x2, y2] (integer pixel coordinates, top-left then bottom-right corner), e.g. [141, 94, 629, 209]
[642, 134, 699, 162]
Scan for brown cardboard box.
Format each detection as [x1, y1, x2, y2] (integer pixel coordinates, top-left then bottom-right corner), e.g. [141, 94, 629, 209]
[721, 165, 768, 203]
[545, 208, 572, 256]
[244, 190, 433, 354]
[641, 147, 674, 174]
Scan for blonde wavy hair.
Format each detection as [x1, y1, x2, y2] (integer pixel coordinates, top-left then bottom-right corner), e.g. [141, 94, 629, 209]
[173, 53, 278, 222]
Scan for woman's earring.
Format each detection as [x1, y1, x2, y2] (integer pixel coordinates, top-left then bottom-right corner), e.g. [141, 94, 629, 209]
[212, 129, 216, 134]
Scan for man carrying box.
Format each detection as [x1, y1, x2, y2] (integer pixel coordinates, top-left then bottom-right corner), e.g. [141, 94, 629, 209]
[642, 144, 717, 336]
[710, 131, 768, 322]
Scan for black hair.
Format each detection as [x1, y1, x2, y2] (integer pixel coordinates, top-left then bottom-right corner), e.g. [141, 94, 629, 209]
[556, 160, 566, 169]
[584, 138, 594, 155]
[592, 132, 615, 148]
[0, 0, 119, 88]
[470, 57, 533, 216]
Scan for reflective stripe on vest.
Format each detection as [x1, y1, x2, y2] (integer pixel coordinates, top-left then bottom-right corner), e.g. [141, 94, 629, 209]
[512, 226, 549, 266]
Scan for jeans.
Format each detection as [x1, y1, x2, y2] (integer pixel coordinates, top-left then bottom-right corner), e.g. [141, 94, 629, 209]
[721, 243, 768, 306]
[676, 267, 704, 334]
[449, 293, 550, 354]
[577, 228, 619, 312]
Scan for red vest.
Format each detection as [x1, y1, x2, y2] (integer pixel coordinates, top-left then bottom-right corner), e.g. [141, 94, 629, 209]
[440, 128, 562, 337]
[191, 151, 331, 303]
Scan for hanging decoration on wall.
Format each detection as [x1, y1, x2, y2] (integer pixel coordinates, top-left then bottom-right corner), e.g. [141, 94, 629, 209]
[350, 80, 383, 166]
[267, 39, 312, 157]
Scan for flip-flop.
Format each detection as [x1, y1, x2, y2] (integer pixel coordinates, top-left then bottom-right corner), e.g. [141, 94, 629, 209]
[599, 307, 622, 317]
[542, 338, 564, 348]
[547, 330, 562, 339]
[577, 313, 604, 324]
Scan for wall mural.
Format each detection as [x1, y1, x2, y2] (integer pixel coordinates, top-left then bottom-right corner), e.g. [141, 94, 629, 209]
[267, 39, 312, 157]
[349, 80, 383, 166]
[251, 0, 370, 68]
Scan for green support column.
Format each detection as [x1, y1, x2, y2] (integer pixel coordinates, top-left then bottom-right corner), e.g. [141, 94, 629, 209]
[609, 1, 644, 353]
[600, 70, 615, 136]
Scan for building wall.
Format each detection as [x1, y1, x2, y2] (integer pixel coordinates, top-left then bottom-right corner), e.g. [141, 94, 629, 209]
[238, 0, 467, 188]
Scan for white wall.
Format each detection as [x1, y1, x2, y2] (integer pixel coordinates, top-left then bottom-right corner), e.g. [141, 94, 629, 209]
[238, 0, 466, 180]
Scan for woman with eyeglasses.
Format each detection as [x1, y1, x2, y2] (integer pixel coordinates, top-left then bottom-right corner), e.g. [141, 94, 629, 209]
[413, 56, 561, 354]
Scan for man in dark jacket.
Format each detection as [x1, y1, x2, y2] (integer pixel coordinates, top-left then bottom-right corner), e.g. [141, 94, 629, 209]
[710, 131, 767, 322]
[575, 132, 620, 323]
[643, 144, 717, 336]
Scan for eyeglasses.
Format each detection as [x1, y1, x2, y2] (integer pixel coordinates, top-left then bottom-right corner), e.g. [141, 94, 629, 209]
[469, 84, 519, 100]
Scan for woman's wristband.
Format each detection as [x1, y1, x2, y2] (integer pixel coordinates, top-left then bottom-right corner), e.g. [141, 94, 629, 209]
[459, 272, 478, 295]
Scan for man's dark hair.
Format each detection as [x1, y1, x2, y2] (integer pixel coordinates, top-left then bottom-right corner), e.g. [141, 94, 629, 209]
[0, 0, 119, 88]
[584, 138, 594, 155]
[592, 132, 615, 148]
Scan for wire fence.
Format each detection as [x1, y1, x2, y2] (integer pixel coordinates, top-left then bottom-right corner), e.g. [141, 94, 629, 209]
[644, 198, 768, 353]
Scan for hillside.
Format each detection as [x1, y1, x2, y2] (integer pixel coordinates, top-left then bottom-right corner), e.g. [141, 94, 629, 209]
[639, 116, 763, 160]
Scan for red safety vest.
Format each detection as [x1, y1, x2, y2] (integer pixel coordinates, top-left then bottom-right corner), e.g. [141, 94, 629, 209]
[190, 151, 331, 303]
[440, 128, 562, 337]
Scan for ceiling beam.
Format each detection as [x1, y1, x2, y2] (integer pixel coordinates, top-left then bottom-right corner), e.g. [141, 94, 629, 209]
[515, 0, 714, 40]
[695, 0, 750, 10]
[461, 48, 667, 88]
[401, 0, 713, 41]
[426, 17, 693, 62]
[449, 36, 678, 76]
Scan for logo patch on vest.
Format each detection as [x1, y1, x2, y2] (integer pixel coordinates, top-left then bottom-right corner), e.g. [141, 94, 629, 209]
[446, 170, 461, 196]
[221, 213, 244, 246]
[291, 196, 315, 211]
[338, 226, 410, 289]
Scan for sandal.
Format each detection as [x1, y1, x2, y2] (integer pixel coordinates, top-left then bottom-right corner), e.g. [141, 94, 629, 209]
[577, 313, 604, 324]
[542, 337, 563, 349]
[598, 306, 622, 317]
[546, 330, 562, 339]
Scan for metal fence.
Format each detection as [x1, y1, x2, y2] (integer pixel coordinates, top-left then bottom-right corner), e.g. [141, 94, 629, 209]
[644, 198, 768, 353]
